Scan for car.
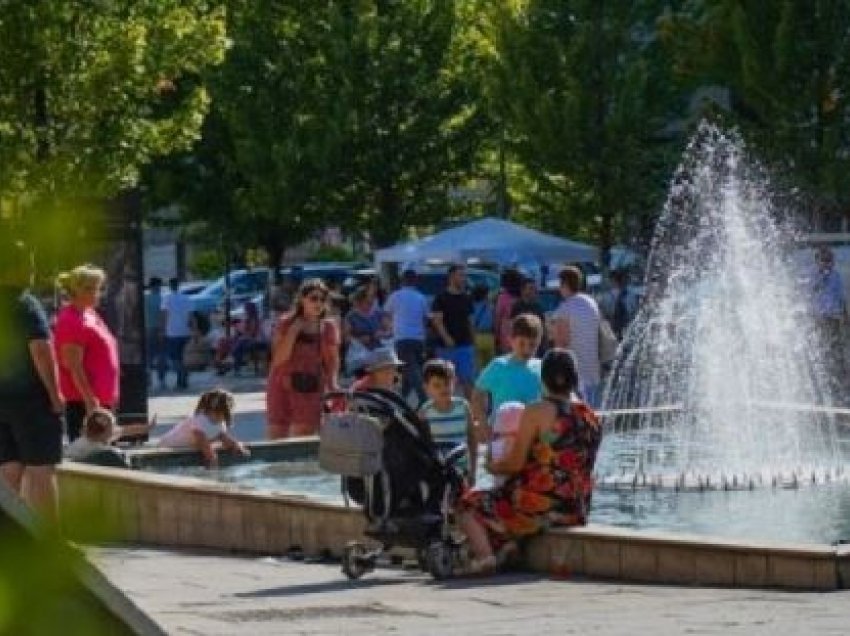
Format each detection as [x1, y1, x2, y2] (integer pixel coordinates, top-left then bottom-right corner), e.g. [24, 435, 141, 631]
[179, 280, 213, 296]
[342, 267, 377, 296]
[281, 262, 362, 290]
[191, 268, 273, 316]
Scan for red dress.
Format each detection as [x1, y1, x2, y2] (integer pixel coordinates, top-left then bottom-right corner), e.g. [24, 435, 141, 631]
[266, 317, 338, 438]
[463, 398, 602, 547]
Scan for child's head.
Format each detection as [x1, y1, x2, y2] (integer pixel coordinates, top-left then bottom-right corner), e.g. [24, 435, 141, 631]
[423, 358, 456, 405]
[84, 408, 116, 443]
[195, 389, 235, 427]
[509, 313, 542, 360]
[362, 348, 403, 390]
[494, 401, 525, 435]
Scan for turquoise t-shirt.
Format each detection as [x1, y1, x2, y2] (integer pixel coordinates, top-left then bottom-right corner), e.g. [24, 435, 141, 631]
[475, 354, 542, 421]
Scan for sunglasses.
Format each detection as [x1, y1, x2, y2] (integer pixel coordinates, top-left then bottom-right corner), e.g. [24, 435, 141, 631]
[305, 293, 327, 302]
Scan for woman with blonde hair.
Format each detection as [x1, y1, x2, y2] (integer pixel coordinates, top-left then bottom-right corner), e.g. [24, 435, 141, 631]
[54, 264, 120, 442]
[266, 279, 340, 438]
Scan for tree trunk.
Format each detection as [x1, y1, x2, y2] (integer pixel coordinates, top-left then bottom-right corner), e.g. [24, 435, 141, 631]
[372, 184, 405, 248]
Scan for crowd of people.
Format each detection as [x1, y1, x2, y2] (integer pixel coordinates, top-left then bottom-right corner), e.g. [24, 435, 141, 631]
[3, 238, 846, 575]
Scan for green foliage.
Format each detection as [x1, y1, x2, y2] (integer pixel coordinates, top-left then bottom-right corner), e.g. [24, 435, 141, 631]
[479, 0, 683, 251]
[307, 244, 356, 263]
[188, 247, 226, 279]
[663, 0, 850, 209]
[0, 0, 227, 203]
[322, 0, 493, 247]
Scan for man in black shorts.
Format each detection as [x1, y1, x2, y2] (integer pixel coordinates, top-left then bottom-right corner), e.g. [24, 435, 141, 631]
[0, 237, 64, 521]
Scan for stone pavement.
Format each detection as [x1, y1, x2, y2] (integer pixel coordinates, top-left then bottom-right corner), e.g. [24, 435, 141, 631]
[92, 546, 849, 636]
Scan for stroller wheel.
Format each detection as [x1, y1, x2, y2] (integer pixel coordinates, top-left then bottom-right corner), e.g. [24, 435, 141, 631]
[342, 541, 372, 580]
[426, 541, 454, 580]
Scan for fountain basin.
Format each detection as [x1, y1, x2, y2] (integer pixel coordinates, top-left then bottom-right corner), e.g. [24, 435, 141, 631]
[56, 440, 850, 590]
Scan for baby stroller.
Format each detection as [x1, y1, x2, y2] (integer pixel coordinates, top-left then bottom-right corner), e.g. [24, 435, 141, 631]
[321, 388, 468, 580]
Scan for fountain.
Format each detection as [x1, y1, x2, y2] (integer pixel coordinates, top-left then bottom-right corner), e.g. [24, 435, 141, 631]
[594, 124, 850, 542]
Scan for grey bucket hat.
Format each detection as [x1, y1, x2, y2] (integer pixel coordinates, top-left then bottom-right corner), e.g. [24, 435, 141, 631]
[363, 347, 404, 372]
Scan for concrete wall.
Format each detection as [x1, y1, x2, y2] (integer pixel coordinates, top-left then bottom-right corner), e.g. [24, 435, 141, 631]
[57, 462, 850, 590]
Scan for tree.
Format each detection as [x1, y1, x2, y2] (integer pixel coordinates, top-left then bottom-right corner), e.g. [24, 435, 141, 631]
[480, 0, 683, 254]
[145, 0, 355, 269]
[0, 0, 226, 266]
[0, 1, 226, 201]
[326, 0, 492, 247]
[662, 0, 850, 217]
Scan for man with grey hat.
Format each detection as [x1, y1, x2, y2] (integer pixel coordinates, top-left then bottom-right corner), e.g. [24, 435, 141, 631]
[352, 347, 405, 393]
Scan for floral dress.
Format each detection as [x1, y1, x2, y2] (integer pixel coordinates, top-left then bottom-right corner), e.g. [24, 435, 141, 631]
[463, 398, 602, 546]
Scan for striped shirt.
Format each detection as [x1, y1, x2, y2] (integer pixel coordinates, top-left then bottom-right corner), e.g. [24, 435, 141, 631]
[419, 397, 470, 443]
[553, 292, 601, 386]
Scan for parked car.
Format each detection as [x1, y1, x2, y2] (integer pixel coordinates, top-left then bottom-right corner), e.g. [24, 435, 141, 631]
[281, 262, 362, 289]
[179, 280, 213, 296]
[191, 268, 272, 316]
[341, 267, 378, 296]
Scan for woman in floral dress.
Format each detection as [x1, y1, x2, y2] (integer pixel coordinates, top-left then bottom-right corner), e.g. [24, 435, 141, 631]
[460, 348, 602, 572]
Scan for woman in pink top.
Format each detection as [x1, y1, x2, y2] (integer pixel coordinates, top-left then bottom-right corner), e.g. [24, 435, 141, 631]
[266, 279, 340, 438]
[54, 265, 120, 442]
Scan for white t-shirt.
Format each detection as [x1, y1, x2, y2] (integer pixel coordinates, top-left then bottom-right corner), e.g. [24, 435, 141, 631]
[552, 293, 601, 386]
[384, 286, 430, 341]
[159, 413, 226, 448]
[162, 291, 193, 338]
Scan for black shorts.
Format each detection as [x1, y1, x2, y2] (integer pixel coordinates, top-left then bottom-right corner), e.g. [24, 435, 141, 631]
[0, 402, 63, 466]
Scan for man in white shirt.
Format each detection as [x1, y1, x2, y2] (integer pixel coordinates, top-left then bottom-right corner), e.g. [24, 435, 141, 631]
[551, 265, 602, 406]
[383, 269, 430, 404]
[161, 277, 193, 389]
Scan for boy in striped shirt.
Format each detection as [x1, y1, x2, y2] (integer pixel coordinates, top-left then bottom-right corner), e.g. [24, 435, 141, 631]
[418, 359, 476, 482]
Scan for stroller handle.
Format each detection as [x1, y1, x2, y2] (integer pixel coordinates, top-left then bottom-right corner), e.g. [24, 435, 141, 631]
[444, 444, 468, 467]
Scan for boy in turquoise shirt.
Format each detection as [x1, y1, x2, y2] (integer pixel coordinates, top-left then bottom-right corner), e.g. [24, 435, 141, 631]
[470, 314, 543, 482]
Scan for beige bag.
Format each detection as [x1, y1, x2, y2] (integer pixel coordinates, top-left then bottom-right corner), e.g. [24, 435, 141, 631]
[319, 411, 384, 477]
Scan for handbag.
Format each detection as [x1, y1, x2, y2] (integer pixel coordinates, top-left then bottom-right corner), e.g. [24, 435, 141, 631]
[290, 323, 324, 394]
[291, 371, 320, 393]
[599, 318, 619, 364]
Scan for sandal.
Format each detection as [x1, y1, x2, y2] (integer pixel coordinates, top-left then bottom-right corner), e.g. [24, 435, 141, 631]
[495, 541, 519, 568]
[462, 555, 498, 576]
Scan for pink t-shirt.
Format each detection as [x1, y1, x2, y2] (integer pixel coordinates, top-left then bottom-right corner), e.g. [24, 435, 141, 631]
[54, 304, 120, 406]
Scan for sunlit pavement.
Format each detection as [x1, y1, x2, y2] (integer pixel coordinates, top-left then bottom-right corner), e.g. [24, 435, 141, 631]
[92, 546, 849, 636]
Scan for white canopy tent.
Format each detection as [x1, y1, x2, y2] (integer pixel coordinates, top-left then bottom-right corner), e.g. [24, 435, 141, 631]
[374, 217, 598, 269]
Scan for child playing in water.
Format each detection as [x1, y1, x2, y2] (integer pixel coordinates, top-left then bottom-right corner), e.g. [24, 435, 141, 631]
[159, 389, 250, 467]
[419, 359, 476, 482]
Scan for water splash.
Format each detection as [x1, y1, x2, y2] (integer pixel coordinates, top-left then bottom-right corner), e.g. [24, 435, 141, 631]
[599, 123, 843, 483]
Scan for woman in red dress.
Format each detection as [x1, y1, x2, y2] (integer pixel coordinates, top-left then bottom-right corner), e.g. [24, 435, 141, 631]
[459, 348, 602, 573]
[266, 279, 340, 438]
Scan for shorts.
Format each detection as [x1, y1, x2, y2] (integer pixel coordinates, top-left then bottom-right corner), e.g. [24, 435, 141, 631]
[435, 345, 476, 385]
[0, 402, 63, 466]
